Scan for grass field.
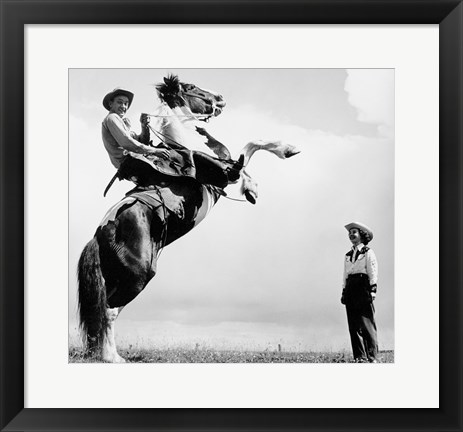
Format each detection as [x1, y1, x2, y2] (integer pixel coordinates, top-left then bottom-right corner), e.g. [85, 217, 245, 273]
[69, 346, 394, 363]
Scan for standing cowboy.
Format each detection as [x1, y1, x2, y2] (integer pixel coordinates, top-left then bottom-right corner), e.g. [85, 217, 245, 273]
[101, 88, 243, 189]
[341, 222, 379, 363]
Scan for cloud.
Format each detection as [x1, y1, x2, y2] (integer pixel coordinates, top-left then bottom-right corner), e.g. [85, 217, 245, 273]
[344, 69, 394, 138]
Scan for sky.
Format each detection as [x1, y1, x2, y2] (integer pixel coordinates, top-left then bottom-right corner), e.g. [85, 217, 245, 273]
[69, 68, 394, 352]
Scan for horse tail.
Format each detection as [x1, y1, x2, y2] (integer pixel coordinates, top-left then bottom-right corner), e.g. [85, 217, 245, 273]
[77, 237, 108, 352]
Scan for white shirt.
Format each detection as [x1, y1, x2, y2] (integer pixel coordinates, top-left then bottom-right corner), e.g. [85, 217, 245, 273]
[342, 243, 378, 289]
[102, 113, 154, 169]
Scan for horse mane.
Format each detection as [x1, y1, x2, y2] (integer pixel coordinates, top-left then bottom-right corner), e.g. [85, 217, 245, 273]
[156, 74, 184, 108]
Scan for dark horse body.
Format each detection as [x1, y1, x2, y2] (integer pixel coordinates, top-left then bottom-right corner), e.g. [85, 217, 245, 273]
[78, 75, 299, 362]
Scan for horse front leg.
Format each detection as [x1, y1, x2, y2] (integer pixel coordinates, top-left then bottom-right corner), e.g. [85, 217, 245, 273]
[241, 140, 300, 165]
[240, 170, 258, 204]
[102, 306, 125, 363]
[195, 126, 231, 160]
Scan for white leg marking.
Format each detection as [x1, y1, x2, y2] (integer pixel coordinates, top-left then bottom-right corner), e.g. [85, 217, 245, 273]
[102, 306, 126, 363]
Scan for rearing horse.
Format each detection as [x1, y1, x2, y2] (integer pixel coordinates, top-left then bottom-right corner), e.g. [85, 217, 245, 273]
[77, 75, 299, 362]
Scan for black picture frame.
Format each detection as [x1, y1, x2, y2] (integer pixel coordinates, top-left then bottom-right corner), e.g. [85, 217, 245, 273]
[1, 0, 461, 430]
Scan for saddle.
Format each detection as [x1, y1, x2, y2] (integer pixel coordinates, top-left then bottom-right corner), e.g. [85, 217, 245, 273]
[103, 149, 196, 197]
[136, 148, 198, 178]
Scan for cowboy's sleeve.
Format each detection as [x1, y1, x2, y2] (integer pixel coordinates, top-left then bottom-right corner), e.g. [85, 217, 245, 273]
[105, 114, 154, 154]
[342, 256, 348, 290]
[366, 249, 378, 290]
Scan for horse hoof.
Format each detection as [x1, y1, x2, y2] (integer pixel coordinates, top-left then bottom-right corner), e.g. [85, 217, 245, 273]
[102, 353, 126, 363]
[244, 190, 257, 204]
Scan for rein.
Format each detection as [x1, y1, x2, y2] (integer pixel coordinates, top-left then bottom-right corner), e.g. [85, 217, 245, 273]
[147, 123, 187, 151]
[145, 113, 212, 121]
[222, 195, 246, 202]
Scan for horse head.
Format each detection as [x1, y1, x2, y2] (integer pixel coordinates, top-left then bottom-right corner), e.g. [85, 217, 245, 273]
[156, 74, 226, 119]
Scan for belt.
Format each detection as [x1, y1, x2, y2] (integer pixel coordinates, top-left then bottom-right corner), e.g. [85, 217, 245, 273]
[347, 273, 368, 279]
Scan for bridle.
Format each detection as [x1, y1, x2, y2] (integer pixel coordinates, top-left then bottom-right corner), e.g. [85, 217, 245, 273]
[177, 85, 223, 121]
[147, 84, 220, 122]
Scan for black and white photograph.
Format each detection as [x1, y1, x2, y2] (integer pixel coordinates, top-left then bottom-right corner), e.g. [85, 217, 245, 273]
[68, 68, 394, 364]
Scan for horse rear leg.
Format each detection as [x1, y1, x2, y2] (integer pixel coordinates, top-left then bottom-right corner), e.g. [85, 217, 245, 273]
[102, 306, 125, 363]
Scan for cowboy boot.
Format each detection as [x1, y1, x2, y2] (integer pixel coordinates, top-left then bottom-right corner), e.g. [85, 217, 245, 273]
[226, 154, 244, 183]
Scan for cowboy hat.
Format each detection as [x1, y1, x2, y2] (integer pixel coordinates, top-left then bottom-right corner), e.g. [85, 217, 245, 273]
[344, 222, 374, 241]
[103, 88, 134, 111]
